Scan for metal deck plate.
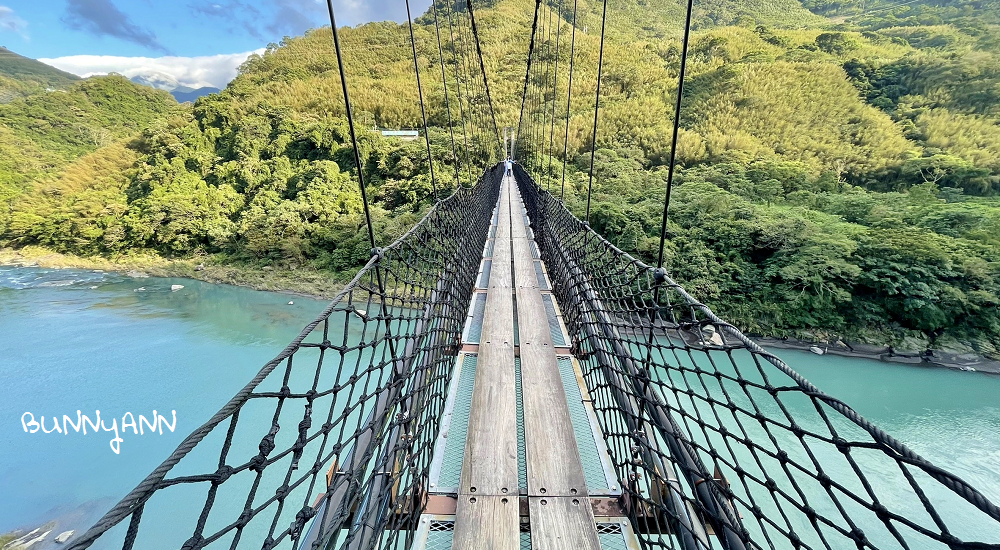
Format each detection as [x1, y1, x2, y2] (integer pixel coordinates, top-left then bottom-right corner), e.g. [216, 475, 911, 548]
[434, 354, 477, 490]
[477, 260, 492, 289]
[462, 293, 487, 344]
[541, 294, 567, 346]
[409, 516, 637, 550]
[557, 356, 617, 495]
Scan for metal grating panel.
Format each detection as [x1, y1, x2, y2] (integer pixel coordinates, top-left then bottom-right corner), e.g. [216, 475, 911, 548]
[437, 354, 477, 488]
[429, 521, 454, 531]
[514, 357, 527, 491]
[534, 261, 549, 290]
[478, 260, 492, 289]
[541, 294, 567, 346]
[425, 521, 454, 550]
[484, 237, 494, 257]
[529, 240, 540, 259]
[596, 522, 628, 550]
[513, 295, 519, 347]
[463, 293, 487, 344]
[595, 522, 622, 535]
[557, 357, 612, 493]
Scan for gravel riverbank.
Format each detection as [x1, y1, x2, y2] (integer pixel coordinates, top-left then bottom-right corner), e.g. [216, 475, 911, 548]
[755, 337, 1000, 375]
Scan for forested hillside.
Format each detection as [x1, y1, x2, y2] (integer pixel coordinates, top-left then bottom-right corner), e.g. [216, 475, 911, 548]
[0, 75, 181, 242]
[1, 0, 998, 356]
[0, 47, 79, 103]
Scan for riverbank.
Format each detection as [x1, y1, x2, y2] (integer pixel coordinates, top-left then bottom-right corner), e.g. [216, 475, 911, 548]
[4, 246, 998, 375]
[755, 336, 1000, 375]
[0, 246, 347, 301]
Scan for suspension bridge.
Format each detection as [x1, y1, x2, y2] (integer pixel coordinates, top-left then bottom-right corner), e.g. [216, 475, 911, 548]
[62, 0, 1000, 549]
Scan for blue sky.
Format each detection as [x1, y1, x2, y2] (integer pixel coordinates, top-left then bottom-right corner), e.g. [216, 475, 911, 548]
[0, 0, 431, 88]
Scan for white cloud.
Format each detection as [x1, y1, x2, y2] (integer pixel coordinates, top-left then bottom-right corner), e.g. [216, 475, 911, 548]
[39, 49, 264, 90]
[0, 5, 29, 40]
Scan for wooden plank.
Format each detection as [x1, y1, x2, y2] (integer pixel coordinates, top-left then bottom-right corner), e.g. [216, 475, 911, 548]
[454, 495, 520, 550]
[516, 288, 589, 496]
[454, 177, 519, 549]
[460, 176, 517, 496]
[509, 183, 601, 549]
[512, 206, 589, 497]
[509, 184, 528, 241]
[528, 497, 601, 550]
[510, 185, 537, 292]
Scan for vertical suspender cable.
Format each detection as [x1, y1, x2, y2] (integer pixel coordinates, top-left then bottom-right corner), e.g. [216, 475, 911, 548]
[584, 0, 608, 224]
[461, 8, 488, 169]
[560, 0, 578, 201]
[405, 0, 439, 199]
[516, 0, 544, 165]
[642, 0, 696, 520]
[445, 3, 474, 186]
[325, 0, 376, 251]
[655, 0, 694, 271]
[541, 2, 554, 187]
[547, 0, 564, 192]
[530, 4, 544, 176]
[431, 0, 461, 189]
[455, 10, 481, 170]
[467, 0, 503, 158]
[534, 2, 545, 176]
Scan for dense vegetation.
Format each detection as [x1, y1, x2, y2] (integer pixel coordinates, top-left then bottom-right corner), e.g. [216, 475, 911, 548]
[0, 0, 997, 355]
[0, 46, 79, 103]
[0, 75, 181, 241]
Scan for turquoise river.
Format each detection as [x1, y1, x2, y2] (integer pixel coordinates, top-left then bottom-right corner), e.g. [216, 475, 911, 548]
[1, 266, 998, 547]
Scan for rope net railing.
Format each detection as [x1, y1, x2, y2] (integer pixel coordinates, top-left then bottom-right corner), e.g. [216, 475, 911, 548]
[514, 164, 1000, 550]
[66, 164, 503, 550]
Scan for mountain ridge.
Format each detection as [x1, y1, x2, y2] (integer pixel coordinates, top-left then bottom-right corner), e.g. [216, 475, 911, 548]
[0, 0, 998, 353]
[0, 47, 80, 89]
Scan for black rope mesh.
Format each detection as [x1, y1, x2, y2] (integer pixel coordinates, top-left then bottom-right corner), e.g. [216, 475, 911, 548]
[51, 0, 1000, 546]
[66, 165, 503, 550]
[514, 164, 1000, 550]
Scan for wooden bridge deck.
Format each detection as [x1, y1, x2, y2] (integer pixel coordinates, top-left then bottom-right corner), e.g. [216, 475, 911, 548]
[426, 175, 629, 549]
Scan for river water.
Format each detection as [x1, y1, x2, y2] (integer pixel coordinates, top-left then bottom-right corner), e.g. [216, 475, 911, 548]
[1, 266, 998, 547]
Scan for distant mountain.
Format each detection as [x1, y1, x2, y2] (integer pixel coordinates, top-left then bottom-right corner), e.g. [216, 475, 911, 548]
[170, 86, 221, 103]
[0, 47, 80, 89]
[129, 72, 181, 91]
[128, 74, 219, 103]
